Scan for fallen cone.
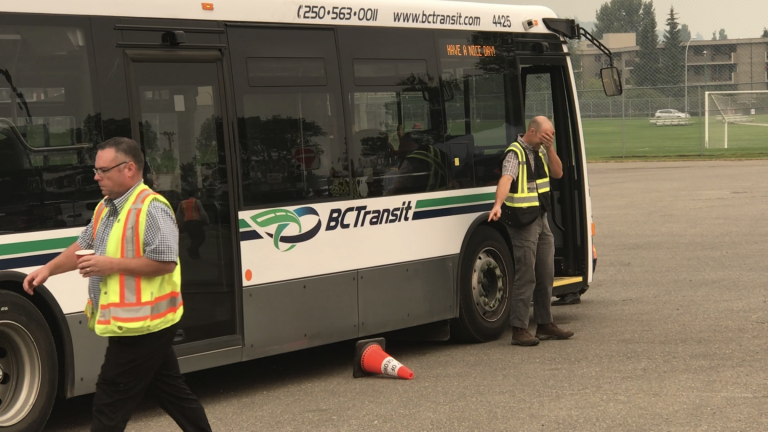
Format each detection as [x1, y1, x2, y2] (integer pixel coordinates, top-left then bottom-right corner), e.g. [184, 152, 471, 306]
[353, 338, 414, 380]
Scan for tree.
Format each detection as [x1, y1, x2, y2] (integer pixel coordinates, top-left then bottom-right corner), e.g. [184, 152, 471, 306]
[161, 131, 176, 151]
[681, 24, 691, 41]
[634, 0, 661, 87]
[660, 6, 685, 86]
[718, 29, 728, 40]
[139, 120, 159, 154]
[196, 116, 221, 164]
[763, 28, 768, 38]
[593, 0, 643, 39]
[712, 31, 716, 41]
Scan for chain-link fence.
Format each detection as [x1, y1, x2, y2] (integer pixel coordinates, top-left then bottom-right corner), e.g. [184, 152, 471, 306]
[573, 81, 768, 160]
[565, 3, 768, 160]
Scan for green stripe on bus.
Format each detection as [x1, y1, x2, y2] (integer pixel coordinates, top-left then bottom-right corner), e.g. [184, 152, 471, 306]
[239, 219, 251, 230]
[0, 237, 79, 257]
[415, 193, 495, 210]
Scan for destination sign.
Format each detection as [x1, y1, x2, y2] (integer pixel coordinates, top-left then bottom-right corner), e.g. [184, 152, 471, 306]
[444, 44, 497, 57]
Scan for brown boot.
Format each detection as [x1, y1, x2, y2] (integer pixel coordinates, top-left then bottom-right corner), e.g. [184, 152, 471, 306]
[511, 327, 539, 346]
[536, 323, 574, 340]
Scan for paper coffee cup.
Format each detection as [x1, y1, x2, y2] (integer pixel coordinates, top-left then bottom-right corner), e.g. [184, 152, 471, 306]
[75, 250, 95, 260]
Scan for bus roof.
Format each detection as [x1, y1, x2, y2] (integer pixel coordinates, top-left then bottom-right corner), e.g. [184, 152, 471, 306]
[2, 0, 560, 34]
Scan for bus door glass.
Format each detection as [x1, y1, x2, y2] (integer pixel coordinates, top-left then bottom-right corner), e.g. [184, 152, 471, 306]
[520, 59, 585, 276]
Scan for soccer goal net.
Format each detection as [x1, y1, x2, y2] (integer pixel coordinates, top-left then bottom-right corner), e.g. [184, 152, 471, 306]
[705, 91, 768, 149]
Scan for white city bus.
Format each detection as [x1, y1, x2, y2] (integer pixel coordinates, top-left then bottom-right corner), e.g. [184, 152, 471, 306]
[0, 1, 620, 429]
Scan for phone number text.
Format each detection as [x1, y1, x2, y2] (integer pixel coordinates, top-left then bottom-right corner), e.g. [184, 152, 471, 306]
[296, 5, 379, 22]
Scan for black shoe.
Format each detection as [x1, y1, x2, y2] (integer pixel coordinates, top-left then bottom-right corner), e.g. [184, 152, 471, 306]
[552, 292, 581, 306]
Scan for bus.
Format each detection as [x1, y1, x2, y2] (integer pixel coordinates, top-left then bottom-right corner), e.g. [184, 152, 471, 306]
[0, 1, 620, 429]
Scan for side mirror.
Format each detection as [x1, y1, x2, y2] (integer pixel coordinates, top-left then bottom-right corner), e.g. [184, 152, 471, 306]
[542, 18, 579, 39]
[601, 67, 622, 97]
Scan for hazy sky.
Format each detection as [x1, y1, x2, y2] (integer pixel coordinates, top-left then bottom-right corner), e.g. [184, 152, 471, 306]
[454, 0, 767, 40]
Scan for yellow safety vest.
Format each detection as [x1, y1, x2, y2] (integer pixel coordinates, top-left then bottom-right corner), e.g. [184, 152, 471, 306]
[86, 184, 183, 337]
[503, 141, 550, 209]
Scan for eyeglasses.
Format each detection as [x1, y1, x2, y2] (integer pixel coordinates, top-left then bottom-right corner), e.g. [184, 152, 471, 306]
[93, 161, 128, 176]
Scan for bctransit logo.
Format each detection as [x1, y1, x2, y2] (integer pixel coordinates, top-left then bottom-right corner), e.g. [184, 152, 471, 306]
[248, 201, 414, 252]
[250, 207, 322, 252]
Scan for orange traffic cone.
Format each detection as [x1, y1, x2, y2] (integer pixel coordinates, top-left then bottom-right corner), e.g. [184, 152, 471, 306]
[353, 338, 414, 380]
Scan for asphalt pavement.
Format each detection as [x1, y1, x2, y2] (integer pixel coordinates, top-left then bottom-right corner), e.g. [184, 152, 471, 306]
[46, 160, 768, 432]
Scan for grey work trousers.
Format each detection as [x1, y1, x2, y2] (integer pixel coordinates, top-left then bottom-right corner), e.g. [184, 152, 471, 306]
[505, 211, 555, 329]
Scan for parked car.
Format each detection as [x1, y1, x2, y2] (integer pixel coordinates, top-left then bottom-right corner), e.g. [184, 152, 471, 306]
[655, 109, 690, 119]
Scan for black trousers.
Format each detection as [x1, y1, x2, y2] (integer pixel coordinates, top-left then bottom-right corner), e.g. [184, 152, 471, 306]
[91, 324, 212, 432]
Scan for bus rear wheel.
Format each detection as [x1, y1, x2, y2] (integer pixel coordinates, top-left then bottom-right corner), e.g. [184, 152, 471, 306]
[0, 290, 57, 432]
[452, 226, 513, 343]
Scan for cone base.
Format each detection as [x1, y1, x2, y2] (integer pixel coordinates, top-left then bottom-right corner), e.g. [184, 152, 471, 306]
[354, 338, 414, 380]
[353, 338, 387, 378]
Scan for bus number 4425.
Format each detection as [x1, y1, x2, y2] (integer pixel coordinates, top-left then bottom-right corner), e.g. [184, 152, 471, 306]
[493, 15, 512, 28]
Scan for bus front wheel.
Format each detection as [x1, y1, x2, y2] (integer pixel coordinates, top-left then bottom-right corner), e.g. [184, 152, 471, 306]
[0, 290, 57, 432]
[452, 226, 513, 343]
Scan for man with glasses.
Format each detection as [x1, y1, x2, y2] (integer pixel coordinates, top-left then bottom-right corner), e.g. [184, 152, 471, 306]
[23, 137, 211, 431]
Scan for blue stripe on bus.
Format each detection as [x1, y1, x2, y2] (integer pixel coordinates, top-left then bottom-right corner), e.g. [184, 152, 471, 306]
[0, 252, 61, 271]
[412, 203, 493, 221]
[240, 230, 263, 241]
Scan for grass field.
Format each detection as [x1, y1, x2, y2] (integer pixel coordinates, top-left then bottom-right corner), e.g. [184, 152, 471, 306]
[444, 116, 768, 162]
[582, 116, 768, 161]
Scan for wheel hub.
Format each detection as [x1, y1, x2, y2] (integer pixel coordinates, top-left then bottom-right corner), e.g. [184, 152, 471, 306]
[472, 250, 505, 316]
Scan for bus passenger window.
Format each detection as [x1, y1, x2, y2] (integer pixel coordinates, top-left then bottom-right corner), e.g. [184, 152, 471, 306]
[229, 26, 348, 208]
[348, 57, 448, 198]
[0, 19, 101, 234]
[437, 34, 520, 189]
[349, 91, 448, 197]
[240, 90, 346, 206]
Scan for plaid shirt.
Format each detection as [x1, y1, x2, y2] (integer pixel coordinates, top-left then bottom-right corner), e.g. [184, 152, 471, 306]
[501, 135, 547, 192]
[77, 180, 179, 309]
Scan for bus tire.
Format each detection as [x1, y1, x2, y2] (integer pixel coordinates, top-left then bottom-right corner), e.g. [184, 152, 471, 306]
[452, 225, 513, 343]
[0, 290, 57, 432]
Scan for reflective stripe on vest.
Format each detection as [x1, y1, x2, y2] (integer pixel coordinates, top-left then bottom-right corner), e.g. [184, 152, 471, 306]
[503, 141, 549, 208]
[97, 291, 182, 324]
[92, 202, 106, 240]
[120, 188, 155, 304]
[406, 146, 447, 192]
[181, 199, 199, 221]
[91, 183, 183, 336]
[536, 179, 551, 193]
[536, 156, 551, 192]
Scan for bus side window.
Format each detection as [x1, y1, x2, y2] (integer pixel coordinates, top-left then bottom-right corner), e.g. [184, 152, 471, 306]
[338, 27, 446, 198]
[228, 27, 347, 207]
[436, 32, 521, 190]
[0, 17, 101, 234]
[349, 89, 446, 197]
